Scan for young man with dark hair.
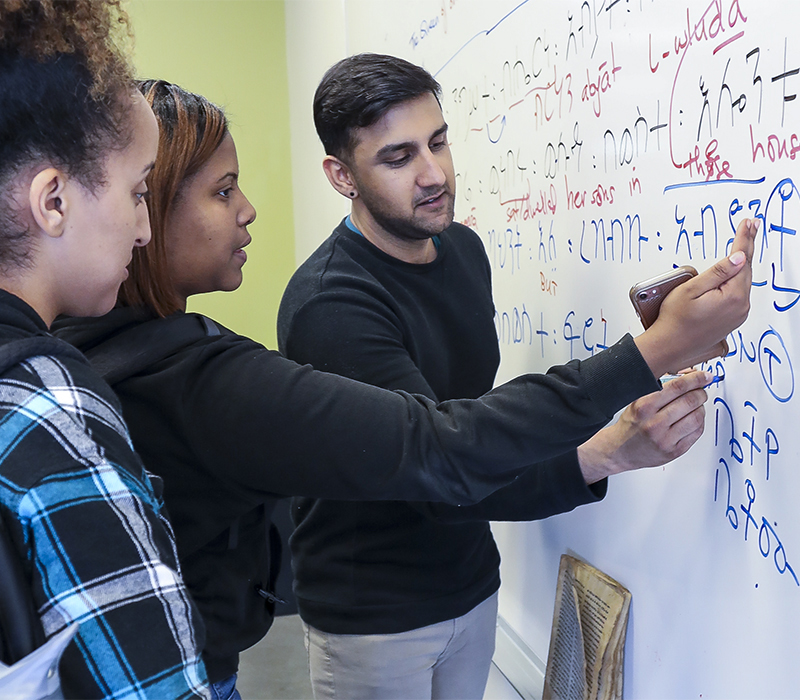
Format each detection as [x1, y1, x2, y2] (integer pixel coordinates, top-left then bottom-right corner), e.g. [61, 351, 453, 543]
[278, 53, 755, 699]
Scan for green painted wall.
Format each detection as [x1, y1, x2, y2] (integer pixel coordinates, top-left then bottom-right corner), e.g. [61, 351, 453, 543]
[127, 0, 294, 347]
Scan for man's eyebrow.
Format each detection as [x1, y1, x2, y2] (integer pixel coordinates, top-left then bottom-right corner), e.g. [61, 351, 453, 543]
[374, 124, 449, 160]
[431, 124, 449, 140]
[374, 141, 414, 159]
[216, 172, 238, 184]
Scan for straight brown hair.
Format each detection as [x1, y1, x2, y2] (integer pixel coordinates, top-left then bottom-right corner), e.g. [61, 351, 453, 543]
[118, 79, 228, 316]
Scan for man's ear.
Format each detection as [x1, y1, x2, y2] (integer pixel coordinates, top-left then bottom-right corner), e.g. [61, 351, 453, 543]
[29, 168, 68, 238]
[322, 156, 359, 200]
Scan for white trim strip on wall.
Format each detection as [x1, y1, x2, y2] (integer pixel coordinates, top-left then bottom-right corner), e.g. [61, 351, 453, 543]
[492, 615, 546, 700]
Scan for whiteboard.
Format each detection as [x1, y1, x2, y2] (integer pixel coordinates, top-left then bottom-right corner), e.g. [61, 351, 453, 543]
[320, 1, 800, 697]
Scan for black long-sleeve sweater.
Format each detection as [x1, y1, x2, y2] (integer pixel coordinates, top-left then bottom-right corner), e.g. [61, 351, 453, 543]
[277, 220, 609, 634]
[53, 290, 657, 681]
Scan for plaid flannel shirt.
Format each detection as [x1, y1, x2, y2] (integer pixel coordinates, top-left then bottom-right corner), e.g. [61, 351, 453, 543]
[0, 351, 209, 699]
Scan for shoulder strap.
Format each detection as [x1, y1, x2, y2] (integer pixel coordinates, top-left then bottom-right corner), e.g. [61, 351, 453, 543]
[0, 335, 83, 665]
[0, 515, 43, 665]
[0, 336, 84, 376]
[199, 315, 221, 337]
[85, 313, 221, 386]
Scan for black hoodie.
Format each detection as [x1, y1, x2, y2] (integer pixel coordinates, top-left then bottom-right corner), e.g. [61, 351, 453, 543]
[53, 307, 657, 682]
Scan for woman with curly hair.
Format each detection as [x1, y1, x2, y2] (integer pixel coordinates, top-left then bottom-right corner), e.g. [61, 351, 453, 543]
[0, 3, 207, 698]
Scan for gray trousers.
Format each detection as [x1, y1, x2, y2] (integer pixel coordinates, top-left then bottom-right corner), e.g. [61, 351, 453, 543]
[303, 592, 498, 700]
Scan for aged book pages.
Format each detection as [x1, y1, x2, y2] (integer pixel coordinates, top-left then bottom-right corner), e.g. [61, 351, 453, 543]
[542, 555, 632, 700]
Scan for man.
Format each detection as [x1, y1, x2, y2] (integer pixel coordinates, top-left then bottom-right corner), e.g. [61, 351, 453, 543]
[277, 53, 753, 699]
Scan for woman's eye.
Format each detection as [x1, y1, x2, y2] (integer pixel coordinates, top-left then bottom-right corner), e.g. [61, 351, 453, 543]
[135, 191, 149, 205]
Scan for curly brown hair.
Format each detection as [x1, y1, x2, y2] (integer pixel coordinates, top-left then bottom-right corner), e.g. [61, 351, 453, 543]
[0, 0, 136, 269]
[0, 0, 132, 97]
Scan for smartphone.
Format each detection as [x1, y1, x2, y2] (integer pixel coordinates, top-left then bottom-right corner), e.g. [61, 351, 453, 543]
[629, 265, 697, 329]
[629, 264, 729, 368]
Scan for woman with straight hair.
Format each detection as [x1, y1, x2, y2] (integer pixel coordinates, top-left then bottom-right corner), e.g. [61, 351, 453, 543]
[54, 80, 756, 699]
[0, 5, 208, 699]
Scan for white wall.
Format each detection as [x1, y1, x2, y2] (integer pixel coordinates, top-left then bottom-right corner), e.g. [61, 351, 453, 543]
[285, 0, 349, 265]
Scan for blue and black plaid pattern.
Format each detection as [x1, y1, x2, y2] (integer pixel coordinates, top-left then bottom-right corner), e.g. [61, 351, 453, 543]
[0, 354, 209, 699]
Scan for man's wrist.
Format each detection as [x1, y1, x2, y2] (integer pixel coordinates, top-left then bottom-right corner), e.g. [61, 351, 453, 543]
[633, 328, 672, 380]
[578, 433, 616, 485]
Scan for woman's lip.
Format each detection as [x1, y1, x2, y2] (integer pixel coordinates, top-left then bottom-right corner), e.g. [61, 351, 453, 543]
[234, 235, 251, 256]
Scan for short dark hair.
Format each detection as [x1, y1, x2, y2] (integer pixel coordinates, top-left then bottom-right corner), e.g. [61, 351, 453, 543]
[314, 53, 442, 161]
[0, 0, 134, 270]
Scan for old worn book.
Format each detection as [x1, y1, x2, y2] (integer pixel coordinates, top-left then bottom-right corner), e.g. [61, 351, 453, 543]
[542, 555, 632, 700]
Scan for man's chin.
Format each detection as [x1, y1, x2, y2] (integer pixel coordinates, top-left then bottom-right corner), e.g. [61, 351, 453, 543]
[413, 205, 454, 233]
[372, 208, 454, 241]
[419, 213, 454, 237]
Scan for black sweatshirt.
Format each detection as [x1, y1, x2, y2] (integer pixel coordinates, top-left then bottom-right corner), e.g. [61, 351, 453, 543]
[277, 221, 608, 633]
[53, 287, 657, 681]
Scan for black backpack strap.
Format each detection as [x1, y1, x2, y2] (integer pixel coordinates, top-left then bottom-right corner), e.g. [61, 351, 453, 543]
[199, 316, 221, 337]
[0, 513, 44, 664]
[0, 336, 85, 375]
[254, 502, 287, 608]
[0, 335, 84, 665]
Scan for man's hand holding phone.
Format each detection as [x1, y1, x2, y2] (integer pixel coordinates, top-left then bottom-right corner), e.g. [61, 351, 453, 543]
[632, 217, 758, 379]
[630, 265, 729, 373]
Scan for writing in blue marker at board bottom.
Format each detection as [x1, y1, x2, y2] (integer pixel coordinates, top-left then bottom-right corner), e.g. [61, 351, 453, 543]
[714, 397, 779, 481]
[715, 459, 798, 587]
[713, 396, 794, 586]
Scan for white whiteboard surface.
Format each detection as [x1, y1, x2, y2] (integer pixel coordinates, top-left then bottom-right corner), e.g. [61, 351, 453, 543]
[289, 1, 800, 697]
